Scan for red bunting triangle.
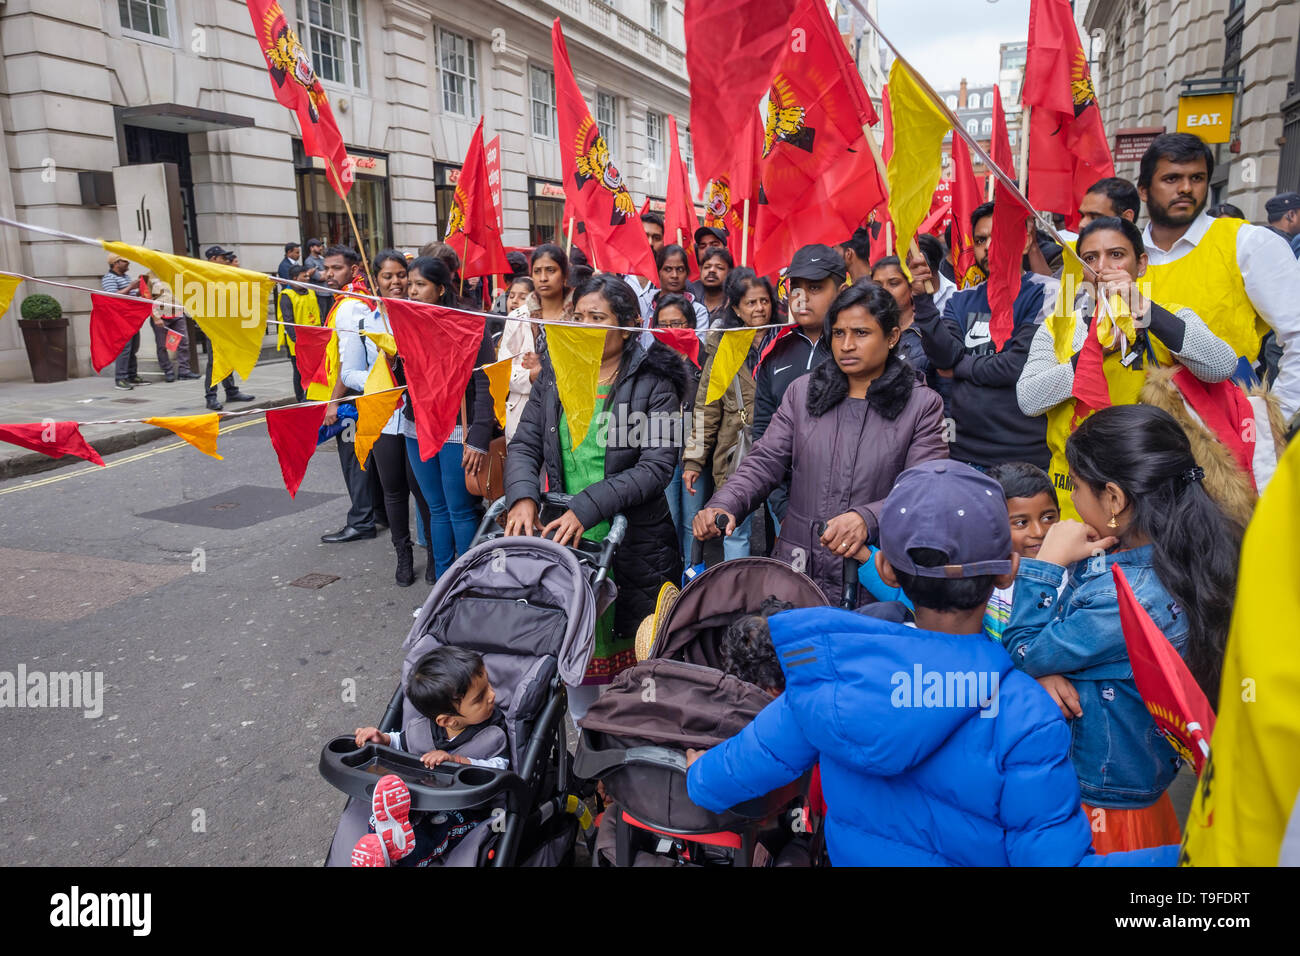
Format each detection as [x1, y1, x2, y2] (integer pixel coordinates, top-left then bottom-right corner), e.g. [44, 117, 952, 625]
[294, 325, 334, 389]
[265, 403, 327, 497]
[0, 421, 104, 466]
[384, 299, 484, 462]
[90, 293, 154, 373]
[1069, 301, 1112, 428]
[648, 327, 701, 368]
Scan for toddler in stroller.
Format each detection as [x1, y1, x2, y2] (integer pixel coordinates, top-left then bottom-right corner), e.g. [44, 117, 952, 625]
[575, 556, 827, 866]
[320, 494, 621, 867]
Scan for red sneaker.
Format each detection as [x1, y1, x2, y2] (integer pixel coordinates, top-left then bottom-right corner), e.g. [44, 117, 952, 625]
[350, 833, 389, 867]
[370, 774, 415, 863]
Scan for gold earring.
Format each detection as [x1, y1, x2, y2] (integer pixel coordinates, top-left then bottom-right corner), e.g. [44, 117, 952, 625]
[1107, 512, 1119, 530]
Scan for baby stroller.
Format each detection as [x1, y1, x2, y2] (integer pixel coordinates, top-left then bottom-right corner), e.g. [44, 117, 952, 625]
[320, 493, 622, 867]
[575, 553, 828, 866]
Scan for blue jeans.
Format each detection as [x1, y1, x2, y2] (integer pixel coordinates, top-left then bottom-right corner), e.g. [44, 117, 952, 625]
[723, 509, 753, 561]
[405, 436, 481, 578]
[666, 463, 711, 567]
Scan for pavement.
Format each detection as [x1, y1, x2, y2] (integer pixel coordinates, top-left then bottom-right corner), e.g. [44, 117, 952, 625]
[0, 349, 298, 480]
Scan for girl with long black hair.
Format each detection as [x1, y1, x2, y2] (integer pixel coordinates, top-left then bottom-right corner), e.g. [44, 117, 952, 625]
[1002, 402, 1241, 852]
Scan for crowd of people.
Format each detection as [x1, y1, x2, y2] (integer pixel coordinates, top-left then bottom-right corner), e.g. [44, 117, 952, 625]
[261, 131, 1297, 862]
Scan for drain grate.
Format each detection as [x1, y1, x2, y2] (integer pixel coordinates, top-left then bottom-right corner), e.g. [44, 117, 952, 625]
[290, 572, 340, 590]
[112, 397, 149, 404]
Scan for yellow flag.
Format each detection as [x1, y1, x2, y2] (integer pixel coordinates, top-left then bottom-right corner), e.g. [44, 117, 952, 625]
[705, 328, 758, 404]
[1181, 440, 1300, 866]
[364, 330, 397, 356]
[546, 324, 607, 443]
[885, 61, 950, 279]
[363, 354, 395, 395]
[354, 390, 403, 470]
[102, 241, 270, 384]
[0, 275, 21, 320]
[144, 414, 223, 460]
[484, 357, 512, 428]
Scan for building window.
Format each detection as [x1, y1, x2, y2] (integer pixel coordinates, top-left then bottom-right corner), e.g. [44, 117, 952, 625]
[438, 28, 478, 117]
[1009, 129, 1018, 147]
[946, 95, 958, 110]
[597, 92, 619, 157]
[983, 92, 995, 109]
[650, 0, 666, 37]
[966, 119, 980, 137]
[119, 0, 169, 38]
[298, 0, 364, 88]
[646, 110, 664, 167]
[530, 66, 557, 140]
[981, 117, 993, 135]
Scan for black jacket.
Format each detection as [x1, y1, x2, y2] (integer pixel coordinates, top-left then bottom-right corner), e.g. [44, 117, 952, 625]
[505, 341, 689, 638]
[911, 279, 1049, 469]
[752, 329, 832, 444]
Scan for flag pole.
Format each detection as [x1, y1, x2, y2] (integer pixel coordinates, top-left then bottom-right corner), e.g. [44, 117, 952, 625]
[460, 234, 469, 297]
[740, 199, 750, 268]
[1017, 106, 1032, 193]
[325, 158, 381, 304]
[565, 216, 575, 256]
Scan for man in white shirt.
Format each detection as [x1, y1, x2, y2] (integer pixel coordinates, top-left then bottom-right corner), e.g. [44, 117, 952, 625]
[1136, 133, 1300, 419]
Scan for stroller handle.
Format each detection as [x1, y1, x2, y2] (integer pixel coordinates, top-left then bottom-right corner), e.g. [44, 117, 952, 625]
[688, 512, 730, 568]
[816, 520, 861, 611]
[474, 494, 626, 578]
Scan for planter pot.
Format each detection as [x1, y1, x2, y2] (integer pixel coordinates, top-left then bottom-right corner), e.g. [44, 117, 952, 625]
[19, 318, 69, 383]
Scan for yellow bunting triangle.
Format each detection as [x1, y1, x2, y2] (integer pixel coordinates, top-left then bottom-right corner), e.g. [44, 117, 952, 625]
[144, 414, 223, 460]
[363, 330, 397, 356]
[355, 390, 403, 470]
[363, 354, 396, 395]
[0, 275, 21, 320]
[705, 328, 758, 404]
[484, 357, 512, 428]
[885, 61, 951, 280]
[102, 241, 270, 383]
[546, 324, 608, 444]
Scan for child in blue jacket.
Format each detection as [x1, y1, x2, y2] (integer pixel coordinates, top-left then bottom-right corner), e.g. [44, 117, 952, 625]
[686, 459, 1175, 866]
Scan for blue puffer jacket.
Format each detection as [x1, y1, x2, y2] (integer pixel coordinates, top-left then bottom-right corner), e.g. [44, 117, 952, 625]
[686, 607, 1175, 866]
[1001, 546, 1188, 809]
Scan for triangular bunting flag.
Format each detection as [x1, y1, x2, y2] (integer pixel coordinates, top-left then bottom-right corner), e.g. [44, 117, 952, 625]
[355, 390, 404, 471]
[545, 324, 607, 445]
[363, 354, 396, 395]
[648, 327, 701, 368]
[90, 293, 155, 373]
[0, 275, 21, 320]
[265, 403, 327, 497]
[144, 414, 223, 460]
[384, 299, 485, 462]
[706, 328, 759, 403]
[483, 357, 512, 428]
[295, 325, 334, 389]
[0, 421, 104, 466]
[102, 241, 270, 383]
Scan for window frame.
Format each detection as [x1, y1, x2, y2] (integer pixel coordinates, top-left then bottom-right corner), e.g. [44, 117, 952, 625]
[646, 109, 664, 168]
[981, 117, 993, 135]
[649, 0, 666, 37]
[296, 0, 367, 91]
[596, 91, 619, 159]
[118, 0, 176, 45]
[437, 26, 479, 118]
[530, 65, 558, 141]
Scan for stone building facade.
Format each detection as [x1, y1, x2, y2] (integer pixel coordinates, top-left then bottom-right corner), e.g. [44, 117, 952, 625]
[1080, 0, 1299, 219]
[0, 0, 692, 380]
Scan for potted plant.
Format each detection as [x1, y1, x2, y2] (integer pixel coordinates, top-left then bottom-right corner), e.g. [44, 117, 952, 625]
[18, 293, 69, 383]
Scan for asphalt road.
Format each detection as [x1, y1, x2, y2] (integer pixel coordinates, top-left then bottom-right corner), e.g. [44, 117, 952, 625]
[0, 421, 424, 865]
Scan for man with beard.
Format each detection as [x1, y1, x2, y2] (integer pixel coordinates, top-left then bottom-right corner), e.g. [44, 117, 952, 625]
[1137, 133, 1300, 417]
[318, 245, 382, 544]
[693, 246, 733, 321]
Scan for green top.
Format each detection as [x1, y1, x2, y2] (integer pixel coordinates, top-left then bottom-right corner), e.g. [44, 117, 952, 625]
[559, 389, 611, 542]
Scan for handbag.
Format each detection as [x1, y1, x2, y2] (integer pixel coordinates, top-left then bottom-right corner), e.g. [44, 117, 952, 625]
[466, 435, 507, 500]
[723, 377, 753, 478]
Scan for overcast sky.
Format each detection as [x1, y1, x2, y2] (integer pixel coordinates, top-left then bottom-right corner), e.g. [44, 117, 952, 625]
[875, 0, 1034, 90]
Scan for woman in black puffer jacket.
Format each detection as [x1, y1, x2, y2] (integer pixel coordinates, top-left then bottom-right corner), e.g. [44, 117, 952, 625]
[504, 274, 689, 719]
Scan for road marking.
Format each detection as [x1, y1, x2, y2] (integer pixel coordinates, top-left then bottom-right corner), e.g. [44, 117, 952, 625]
[0, 418, 266, 496]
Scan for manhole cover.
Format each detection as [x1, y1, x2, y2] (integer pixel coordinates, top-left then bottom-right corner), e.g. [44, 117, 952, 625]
[211, 502, 238, 511]
[290, 573, 340, 589]
[139, 484, 340, 530]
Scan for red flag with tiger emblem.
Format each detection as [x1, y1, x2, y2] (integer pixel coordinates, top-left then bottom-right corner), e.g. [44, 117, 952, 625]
[444, 117, 510, 279]
[246, 0, 351, 198]
[1024, 0, 1114, 228]
[552, 19, 657, 278]
[751, 0, 885, 277]
[949, 133, 984, 289]
[665, 114, 701, 277]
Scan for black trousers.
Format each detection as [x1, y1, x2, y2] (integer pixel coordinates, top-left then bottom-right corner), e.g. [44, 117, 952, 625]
[369, 433, 427, 551]
[335, 430, 376, 533]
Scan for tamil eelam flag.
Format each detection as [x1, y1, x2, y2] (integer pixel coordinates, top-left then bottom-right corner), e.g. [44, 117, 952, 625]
[445, 118, 511, 279]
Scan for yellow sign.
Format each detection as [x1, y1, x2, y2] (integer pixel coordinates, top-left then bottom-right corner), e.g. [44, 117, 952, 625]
[1176, 92, 1234, 144]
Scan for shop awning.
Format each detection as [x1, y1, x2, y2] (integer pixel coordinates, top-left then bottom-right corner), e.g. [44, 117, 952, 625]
[118, 104, 255, 135]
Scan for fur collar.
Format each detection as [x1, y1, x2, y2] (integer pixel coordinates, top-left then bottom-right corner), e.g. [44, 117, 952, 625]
[806, 353, 914, 419]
